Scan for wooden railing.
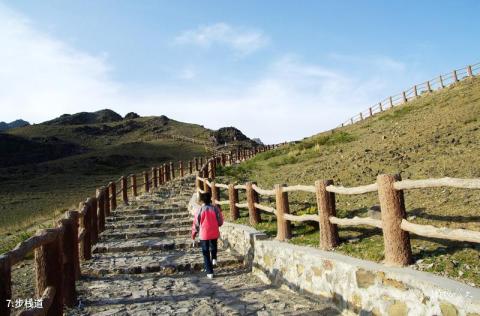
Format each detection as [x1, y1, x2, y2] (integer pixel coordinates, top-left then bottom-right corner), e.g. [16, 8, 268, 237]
[338, 62, 480, 127]
[197, 168, 480, 267]
[0, 144, 278, 316]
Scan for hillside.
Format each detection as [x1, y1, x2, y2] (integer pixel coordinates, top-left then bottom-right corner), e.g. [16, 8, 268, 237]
[0, 110, 257, 252]
[218, 76, 480, 286]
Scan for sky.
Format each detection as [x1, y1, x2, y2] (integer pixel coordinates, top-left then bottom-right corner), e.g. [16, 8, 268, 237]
[0, 1, 479, 143]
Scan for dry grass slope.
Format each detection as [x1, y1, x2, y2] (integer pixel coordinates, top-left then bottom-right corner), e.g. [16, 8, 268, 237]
[218, 76, 480, 286]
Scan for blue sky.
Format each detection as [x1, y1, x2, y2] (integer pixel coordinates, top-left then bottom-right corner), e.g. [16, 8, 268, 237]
[0, 1, 479, 143]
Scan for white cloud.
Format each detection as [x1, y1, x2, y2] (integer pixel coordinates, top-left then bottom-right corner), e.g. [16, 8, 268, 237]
[0, 4, 121, 121]
[174, 22, 269, 56]
[0, 4, 412, 144]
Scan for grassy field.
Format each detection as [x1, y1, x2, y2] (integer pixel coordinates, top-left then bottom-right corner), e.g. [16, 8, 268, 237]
[217, 76, 480, 287]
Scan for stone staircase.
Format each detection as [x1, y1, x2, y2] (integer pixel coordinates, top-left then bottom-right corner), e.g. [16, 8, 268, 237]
[69, 177, 341, 315]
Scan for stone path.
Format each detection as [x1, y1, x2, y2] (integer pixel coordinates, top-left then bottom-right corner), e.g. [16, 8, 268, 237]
[69, 177, 341, 315]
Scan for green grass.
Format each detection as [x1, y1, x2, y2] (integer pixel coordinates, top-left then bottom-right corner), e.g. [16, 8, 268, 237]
[217, 76, 480, 287]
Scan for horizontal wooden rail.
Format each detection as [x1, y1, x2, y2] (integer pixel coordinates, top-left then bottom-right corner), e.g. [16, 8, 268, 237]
[326, 183, 378, 194]
[234, 184, 247, 190]
[252, 184, 276, 195]
[282, 185, 315, 193]
[215, 183, 229, 189]
[235, 202, 249, 208]
[329, 216, 382, 229]
[283, 213, 320, 222]
[400, 219, 480, 243]
[6, 229, 59, 266]
[254, 203, 276, 214]
[214, 199, 230, 206]
[394, 177, 480, 190]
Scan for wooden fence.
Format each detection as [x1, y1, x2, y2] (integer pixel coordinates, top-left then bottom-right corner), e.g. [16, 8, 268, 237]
[339, 62, 480, 127]
[196, 165, 480, 267]
[0, 144, 277, 316]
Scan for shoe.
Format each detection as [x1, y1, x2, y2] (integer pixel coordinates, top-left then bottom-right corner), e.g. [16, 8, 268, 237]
[212, 259, 217, 266]
[207, 274, 213, 279]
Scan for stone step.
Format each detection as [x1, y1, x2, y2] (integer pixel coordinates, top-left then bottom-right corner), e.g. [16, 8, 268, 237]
[105, 218, 192, 230]
[101, 227, 191, 240]
[106, 212, 190, 223]
[71, 267, 339, 316]
[93, 237, 192, 253]
[82, 249, 242, 275]
[112, 206, 188, 216]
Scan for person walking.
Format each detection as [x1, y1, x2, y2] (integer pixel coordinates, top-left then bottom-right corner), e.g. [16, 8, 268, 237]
[192, 191, 224, 279]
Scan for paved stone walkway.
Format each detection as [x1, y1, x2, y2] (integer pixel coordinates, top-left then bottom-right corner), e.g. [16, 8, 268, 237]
[69, 177, 341, 315]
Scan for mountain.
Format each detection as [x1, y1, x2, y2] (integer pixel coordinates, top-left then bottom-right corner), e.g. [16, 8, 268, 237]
[0, 109, 258, 248]
[42, 109, 123, 125]
[0, 119, 30, 131]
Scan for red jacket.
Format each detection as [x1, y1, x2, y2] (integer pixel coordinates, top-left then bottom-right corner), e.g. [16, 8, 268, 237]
[192, 204, 224, 240]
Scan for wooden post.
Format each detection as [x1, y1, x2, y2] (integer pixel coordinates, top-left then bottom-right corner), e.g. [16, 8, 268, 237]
[275, 184, 291, 241]
[426, 81, 432, 92]
[131, 174, 137, 197]
[467, 65, 473, 77]
[121, 176, 128, 204]
[439, 75, 445, 88]
[109, 182, 117, 211]
[379, 102, 383, 112]
[68, 211, 81, 280]
[89, 197, 98, 244]
[350, 118, 354, 124]
[79, 202, 91, 261]
[203, 178, 211, 194]
[208, 160, 213, 178]
[359, 112, 363, 120]
[377, 174, 413, 266]
[368, 107, 373, 117]
[200, 157, 204, 168]
[170, 162, 175, 179]
[104, 186, 110, 217]
[413, 85, 418, 97]
[195, 174, 202, 192]
[228, 184, 239, 220]
[221, 154, 226, 166]
[157, 166, 165, 185]
[246, 182, 261, 225]
[453, 70, 458, 82]
[189, 161, 193, 174]
[402, 91, 407, 103]
[316, 180, 339, 250]
[165, 163, 170, 181]
[143, 171, 149, 192]
[211, 180, 219, 205]
[35, 228, 64, 315]
[61, 213, 77, 307]
[96, 188, 105, 233]
[163, 164, 168, 183]
[0, 255, 12, 316]
[152, 167, 157, 189]
[389, 96, 394, 108]
[195, 157, 199, 171]
[180, 161, 184, 177]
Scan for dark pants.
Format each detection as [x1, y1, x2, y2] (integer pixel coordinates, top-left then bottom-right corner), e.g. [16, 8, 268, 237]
[200, 239, 217, 274]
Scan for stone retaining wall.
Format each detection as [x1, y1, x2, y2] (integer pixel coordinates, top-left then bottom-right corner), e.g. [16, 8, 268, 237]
[189, 194, 480, 315]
